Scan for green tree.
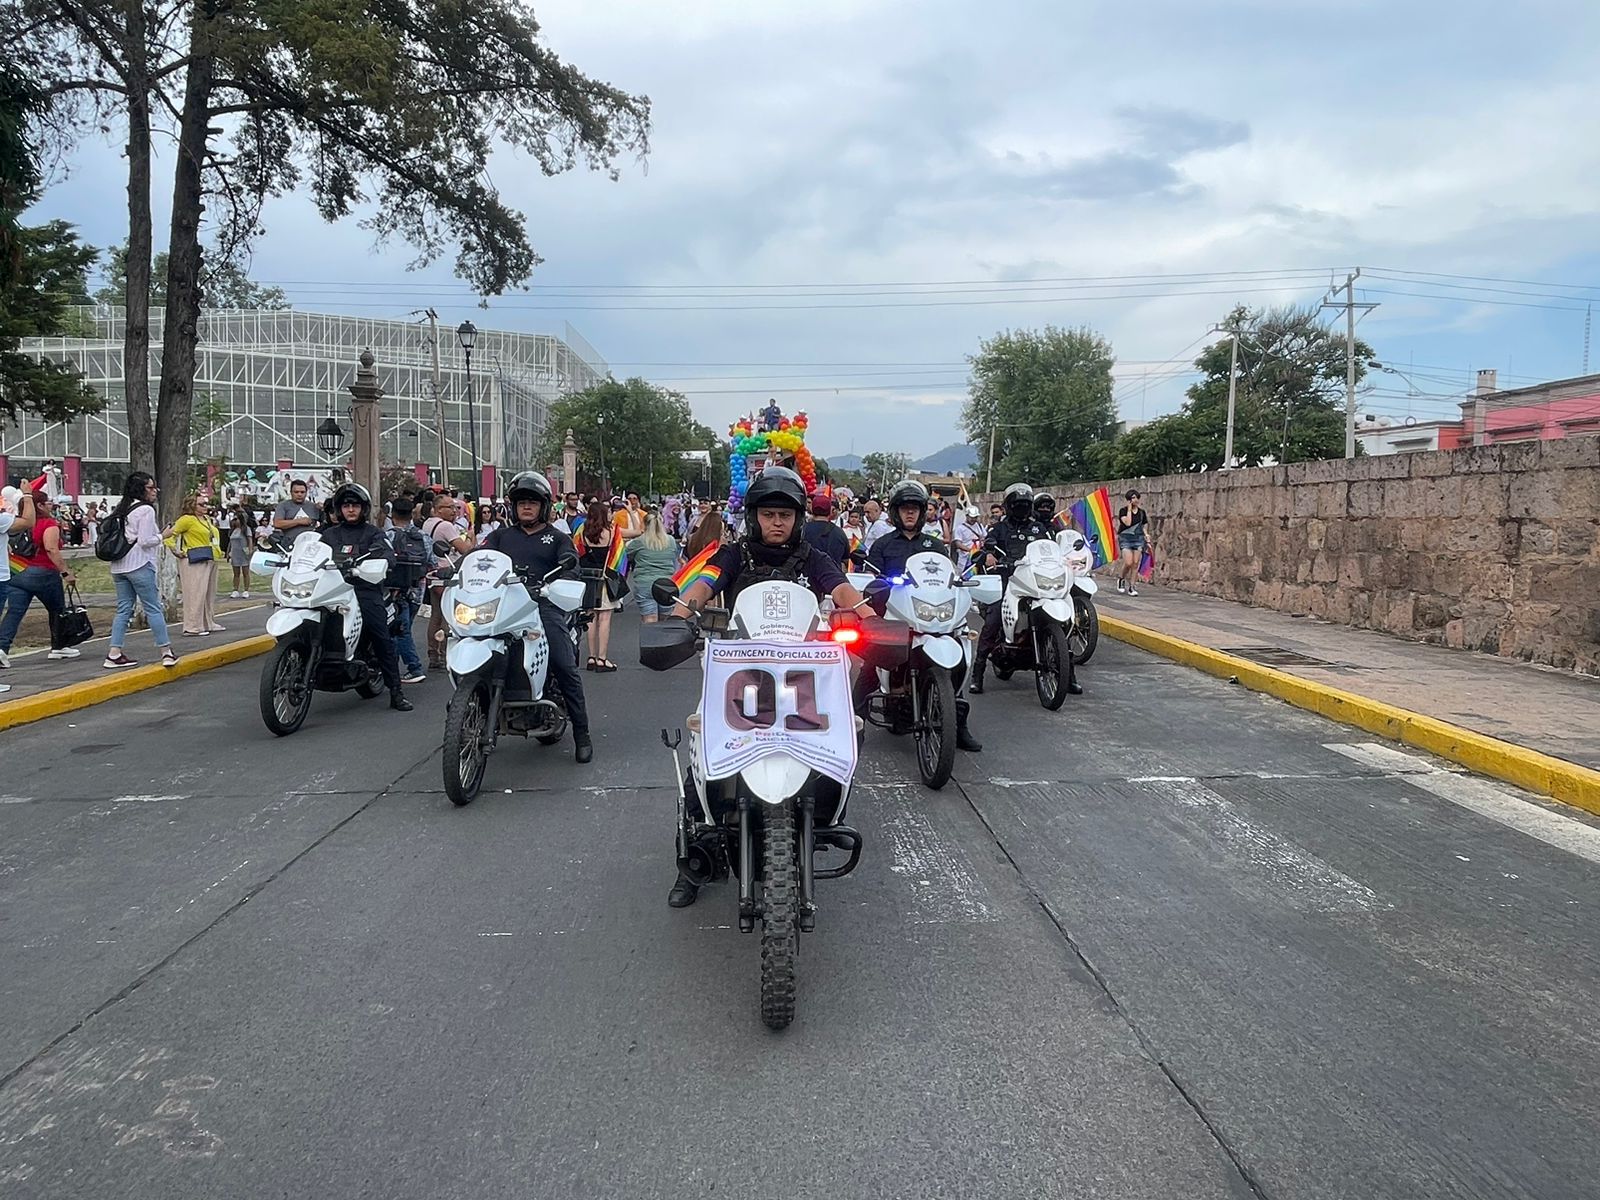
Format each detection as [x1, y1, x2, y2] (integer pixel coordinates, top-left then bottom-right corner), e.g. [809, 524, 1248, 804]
[1112, 304, 1376, 477]
[0, 67, 101, 430]
[536, 378, 721, 499]
[17, 0, 650, 517]
[962, 325, 1117, 488]
[94, 242, 290, 310]
[860, 450, 911, 494]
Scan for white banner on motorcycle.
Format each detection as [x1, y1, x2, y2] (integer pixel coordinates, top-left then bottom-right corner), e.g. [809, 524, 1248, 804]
[699, 640, 857, 785]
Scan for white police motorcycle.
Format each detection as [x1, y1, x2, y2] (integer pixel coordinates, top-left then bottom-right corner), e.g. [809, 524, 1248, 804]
[988, 538, 1080, 709]
[641, 576, 863, 1030]
[846, 554, 999, 789]
[252, 535, 394, 736]
[1057, 529, 1100, 665]
[437, 548, 587, 806]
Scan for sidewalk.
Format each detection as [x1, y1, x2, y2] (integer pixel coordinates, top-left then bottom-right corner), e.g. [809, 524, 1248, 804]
[0, 602, 273, 707]
[1096, 584, 1600, 771]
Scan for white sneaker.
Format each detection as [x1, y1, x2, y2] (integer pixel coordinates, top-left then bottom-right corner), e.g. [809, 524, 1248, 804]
[229, 590, 241, 599]
[48, 647, 82, 659]
[242, 591, 251, 599]
[1116, 578, 1126, 593]
[1127, 585, 1139, 597]
[0, 648, 9, 668]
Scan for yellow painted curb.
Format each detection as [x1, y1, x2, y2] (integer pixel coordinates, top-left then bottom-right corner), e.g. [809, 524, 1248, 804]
[1098, 613, 1600, 818]
[0, 636, 275, 733]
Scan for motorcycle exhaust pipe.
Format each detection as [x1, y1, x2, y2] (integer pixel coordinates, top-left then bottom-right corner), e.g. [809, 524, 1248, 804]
[677, 838, 718, 887]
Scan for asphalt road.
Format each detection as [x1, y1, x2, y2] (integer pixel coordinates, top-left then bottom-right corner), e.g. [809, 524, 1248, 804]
[2, 614, 1597, 1199]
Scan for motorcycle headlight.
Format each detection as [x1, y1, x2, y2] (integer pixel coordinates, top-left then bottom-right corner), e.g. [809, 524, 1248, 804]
[277, 579, 315, 601]
[1033, 571, 1066, 591]
[453, 598, 500, 626]
[912, 597, 956, 623]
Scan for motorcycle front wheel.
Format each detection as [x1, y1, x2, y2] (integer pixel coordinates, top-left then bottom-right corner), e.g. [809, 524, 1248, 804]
[760, 798, 800, 1030]
[443, 679, 492, 806]
[1036, 621, 1072, 711]
[915, 667, 957, 790]
[1069, 596, 1099, 665]
[259, 639, 314, 737]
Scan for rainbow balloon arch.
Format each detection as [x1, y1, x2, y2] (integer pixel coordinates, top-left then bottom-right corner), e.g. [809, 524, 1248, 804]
[725, 407, 817, 512]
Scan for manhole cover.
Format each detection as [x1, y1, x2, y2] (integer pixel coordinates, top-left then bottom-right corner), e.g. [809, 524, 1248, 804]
[1220, 646, 1334, 668]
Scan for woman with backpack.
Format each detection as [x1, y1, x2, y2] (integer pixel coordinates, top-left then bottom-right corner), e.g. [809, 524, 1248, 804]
[0, 491, 77, 664]
[103, 471, 179, 669]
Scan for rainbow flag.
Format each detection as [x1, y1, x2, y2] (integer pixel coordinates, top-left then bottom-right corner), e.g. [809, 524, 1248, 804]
[604, 532, 628, 577]
[1070, 487, 1117, 569]
[671, 541, 721, 591]
[1138, 546, 1155, 581]
[1051, 512, 1072, 534]
[569, 512, 585, 536]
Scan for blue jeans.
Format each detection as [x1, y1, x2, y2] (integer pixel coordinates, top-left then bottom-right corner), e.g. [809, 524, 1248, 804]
[111, 564, 173, 649]
[0, 567, 66, 651]
[393, 597, 424, 675]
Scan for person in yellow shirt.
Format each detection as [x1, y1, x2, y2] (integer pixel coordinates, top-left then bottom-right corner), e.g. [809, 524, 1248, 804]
[165, 494, 225, 636]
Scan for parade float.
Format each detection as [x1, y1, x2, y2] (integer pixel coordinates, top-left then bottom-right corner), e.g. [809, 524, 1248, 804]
[724, 405, 822, 511]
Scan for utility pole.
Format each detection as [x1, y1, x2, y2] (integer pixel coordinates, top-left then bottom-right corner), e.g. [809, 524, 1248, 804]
[1321, 269, 1377, 459]
[985, 425, 997, 494]
[1212, 325, 1241, 469]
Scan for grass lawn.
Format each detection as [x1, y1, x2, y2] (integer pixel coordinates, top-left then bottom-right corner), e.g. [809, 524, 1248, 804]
[4, 556, 276, 654]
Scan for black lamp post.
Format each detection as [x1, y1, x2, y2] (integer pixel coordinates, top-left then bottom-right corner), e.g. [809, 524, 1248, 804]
[456, 320, 480, 495]
[596, 411, 607, 496]
[316, 413, 345, 458]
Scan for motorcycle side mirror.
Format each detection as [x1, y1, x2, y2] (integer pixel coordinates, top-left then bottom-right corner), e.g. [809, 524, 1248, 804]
[431, 539, 455, 557]
[651, 578, 681, 608]
[639, 617, 699, 671]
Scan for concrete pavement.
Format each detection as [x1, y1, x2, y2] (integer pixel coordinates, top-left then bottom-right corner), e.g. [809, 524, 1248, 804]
[2, 612, 1597, 1198]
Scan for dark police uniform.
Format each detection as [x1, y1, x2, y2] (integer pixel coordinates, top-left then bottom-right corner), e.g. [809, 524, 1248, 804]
[319, 520, 402, 692]
[801, 518, 852, 571]
[483, 522, 589, 736]
[699, 539, 847, 607]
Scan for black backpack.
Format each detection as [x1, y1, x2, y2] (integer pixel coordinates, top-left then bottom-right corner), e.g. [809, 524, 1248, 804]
[94, 506, 136, 562]
[8, 528, 37, 560]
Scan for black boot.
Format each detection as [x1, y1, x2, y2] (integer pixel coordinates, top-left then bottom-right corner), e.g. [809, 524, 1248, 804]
[1066, 660, 1083, 696]
[969, 657, 986, 695]
[955, 699, 982, 752]
[574, 731, 593, 763]
[389, 689, 413, 712]
[667, 872, 698, 908]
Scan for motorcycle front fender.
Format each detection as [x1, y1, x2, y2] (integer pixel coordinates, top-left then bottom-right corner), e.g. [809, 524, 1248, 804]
[913, 633, 964, 671]
[736, 753, 812, 806]
[1072, 576, 1099, 596]
[267, 607, 321, 639]
[1038, 597, 1075, 625]
[447, 638, 501, 679]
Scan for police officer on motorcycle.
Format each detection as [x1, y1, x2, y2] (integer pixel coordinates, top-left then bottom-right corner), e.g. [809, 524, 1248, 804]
[665, 465, 867, 908]
[319, 483, 413, 711]
[859, 478, 982, 752]
[481, 470, 594, 763]
[1033, 492, 1058, 527]
[971, 481, 1077, 696]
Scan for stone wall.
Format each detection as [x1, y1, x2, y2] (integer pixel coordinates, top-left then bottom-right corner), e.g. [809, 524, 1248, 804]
[1004, 436, 1600, 675]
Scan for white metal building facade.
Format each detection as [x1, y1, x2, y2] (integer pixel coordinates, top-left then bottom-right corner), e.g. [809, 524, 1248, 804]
[11, 308, 605, 484]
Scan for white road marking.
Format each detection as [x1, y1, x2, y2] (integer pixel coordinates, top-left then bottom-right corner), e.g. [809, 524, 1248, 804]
[1138, 778, 1384, 913]
[1326, 742, 1600, 866]
[873, 787, 997, 924]
[110, 795, 187, 804]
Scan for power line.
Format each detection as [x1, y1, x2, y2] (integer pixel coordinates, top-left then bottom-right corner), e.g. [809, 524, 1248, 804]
[1363, 287, 1591, 314]
[1366, 265, 1600, 295]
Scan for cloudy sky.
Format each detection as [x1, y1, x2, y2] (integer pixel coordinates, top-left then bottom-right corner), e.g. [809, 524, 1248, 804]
[39, 0, 1600, 462]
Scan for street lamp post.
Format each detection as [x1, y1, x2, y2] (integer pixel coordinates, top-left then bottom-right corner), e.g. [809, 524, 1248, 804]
[596, 412, 607, 496]
[456, 320, 480, 496]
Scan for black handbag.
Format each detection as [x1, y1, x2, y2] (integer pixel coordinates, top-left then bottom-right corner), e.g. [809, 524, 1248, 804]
[604, 570, 631, 603]
[59, 584, 95, 647]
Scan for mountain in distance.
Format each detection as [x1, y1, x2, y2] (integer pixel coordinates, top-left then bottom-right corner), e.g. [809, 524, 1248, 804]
[815, 445, 980, 475]
[913, 443, 981, 474]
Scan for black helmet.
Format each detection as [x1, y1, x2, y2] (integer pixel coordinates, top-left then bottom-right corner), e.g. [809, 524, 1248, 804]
[506, 470, 553, 523]
[1003, 482, 1033, 523]
[332, 482, 371, 523]
[743, 465, 807, 547]
[1033, 492, 1056, 518]
[885, 478, 930, 533]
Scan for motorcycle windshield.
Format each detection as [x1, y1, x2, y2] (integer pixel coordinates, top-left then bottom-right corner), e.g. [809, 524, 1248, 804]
[729, 580, 821, 642]
[287, 537, 332, 573]
[457, 549, 512, 592]
[698, 638, 857, 786]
